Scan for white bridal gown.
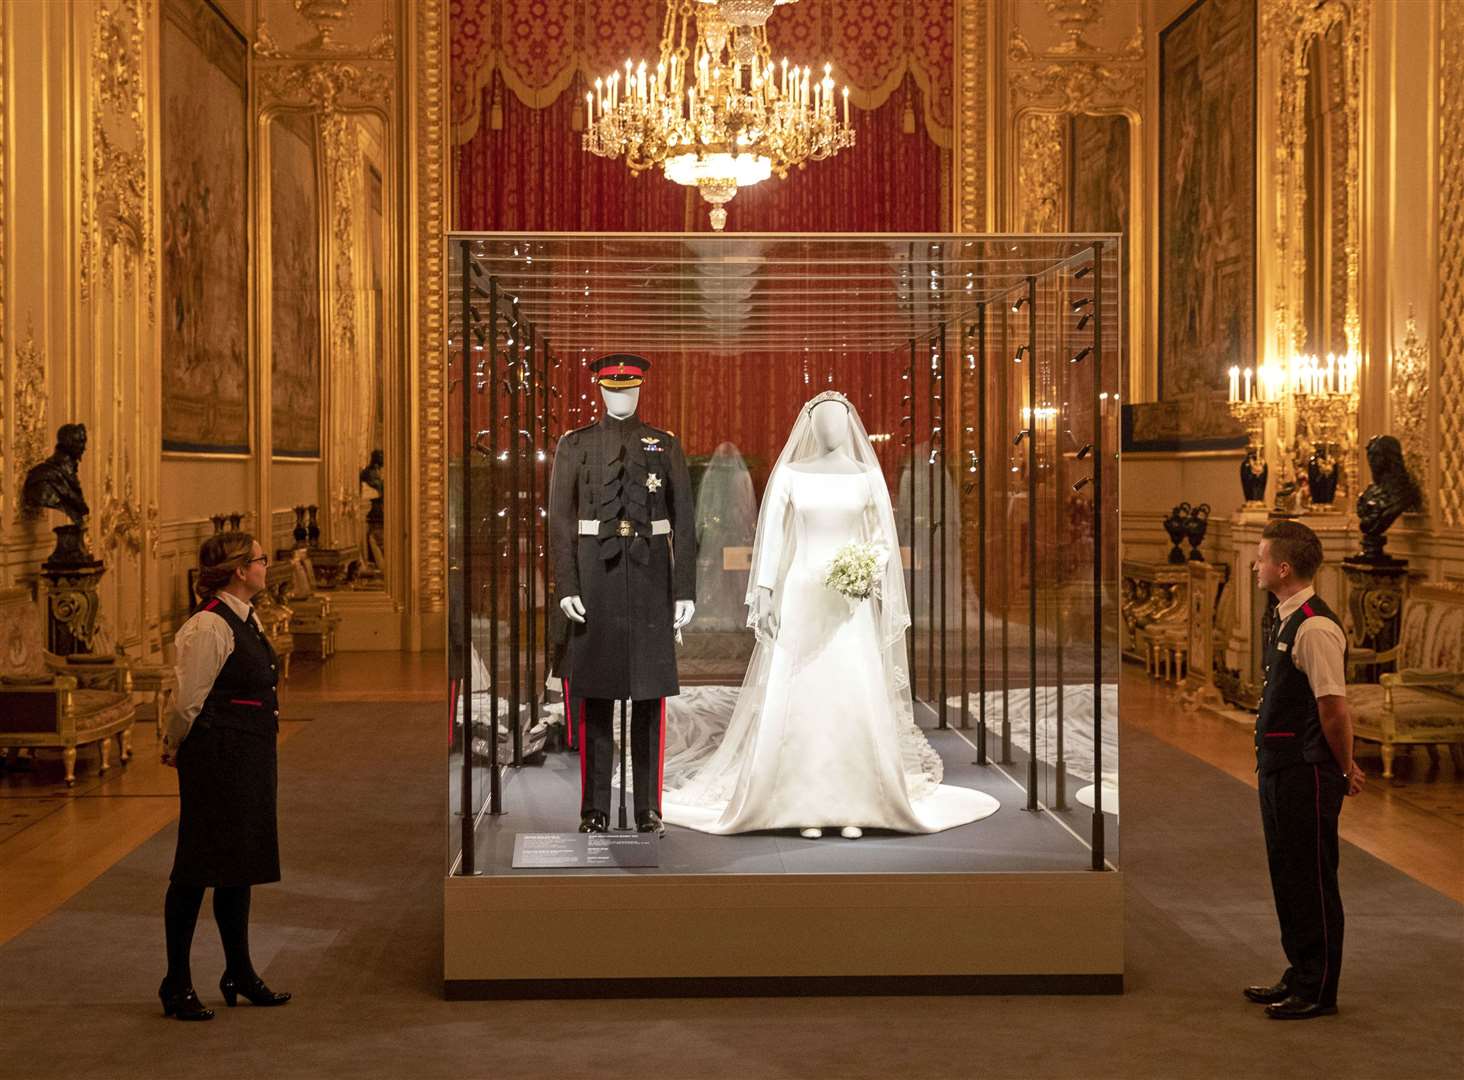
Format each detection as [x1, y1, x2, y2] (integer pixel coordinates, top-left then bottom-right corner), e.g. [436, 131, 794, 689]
[662, 464, 999, 834]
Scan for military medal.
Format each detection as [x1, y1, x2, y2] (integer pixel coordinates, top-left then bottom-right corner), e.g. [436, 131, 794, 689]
[646, 473, 662, 492]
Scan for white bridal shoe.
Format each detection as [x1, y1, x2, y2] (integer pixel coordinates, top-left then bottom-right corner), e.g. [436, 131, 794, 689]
[800, 827, 823, 839]
[840, 826, 862, 839]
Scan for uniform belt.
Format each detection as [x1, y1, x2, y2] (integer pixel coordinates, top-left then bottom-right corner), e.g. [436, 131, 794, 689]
[578, 518, 670, 537]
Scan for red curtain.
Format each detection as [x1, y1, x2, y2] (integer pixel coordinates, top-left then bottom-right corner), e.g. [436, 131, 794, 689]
[549, 348, 909, 496]
[456, 80, 944, 234]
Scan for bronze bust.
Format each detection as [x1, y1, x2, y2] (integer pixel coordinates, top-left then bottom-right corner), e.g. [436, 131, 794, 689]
[22, 423, 97, 567]
[1353, 434, 1422, 564]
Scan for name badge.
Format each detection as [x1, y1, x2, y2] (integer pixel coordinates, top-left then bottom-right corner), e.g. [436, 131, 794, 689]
[1277, 642, 1289, 652]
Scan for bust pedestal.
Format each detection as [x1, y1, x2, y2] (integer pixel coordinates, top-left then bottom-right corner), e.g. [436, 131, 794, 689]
[41, 541, 107, 657]
[1340, 558, 1410, 682]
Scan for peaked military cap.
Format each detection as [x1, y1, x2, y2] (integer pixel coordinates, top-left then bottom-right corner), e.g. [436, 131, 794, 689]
[590, 353, 651, 389]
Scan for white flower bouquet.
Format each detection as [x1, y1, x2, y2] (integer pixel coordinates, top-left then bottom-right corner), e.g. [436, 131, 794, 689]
[824, 540, 889, 603]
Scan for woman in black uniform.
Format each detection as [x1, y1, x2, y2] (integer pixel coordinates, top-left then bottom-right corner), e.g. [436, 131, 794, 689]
[158, 532, 291, 1020]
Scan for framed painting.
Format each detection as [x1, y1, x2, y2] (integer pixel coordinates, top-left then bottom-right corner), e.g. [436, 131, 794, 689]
[269, 114, 323, 459]
[1135, 0, 1256, 451]
[160, 0, 249, 455]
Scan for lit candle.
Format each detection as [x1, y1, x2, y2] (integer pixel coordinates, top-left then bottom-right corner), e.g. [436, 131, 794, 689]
[595, 76, 603, 116]
[1325, 353, 1335, 395]
[1229, 365, 1240, 402]
[781, 57, 788, 97]
[1243, 367, 1253, 402]
[842, 85, 849, 127]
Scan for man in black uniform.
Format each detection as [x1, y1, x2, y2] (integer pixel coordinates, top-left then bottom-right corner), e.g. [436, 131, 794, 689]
[548, 354, 696, 835]
[1245, 520, 1365, 1019]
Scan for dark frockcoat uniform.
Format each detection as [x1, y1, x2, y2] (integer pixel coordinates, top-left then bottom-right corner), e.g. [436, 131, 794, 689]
[548, 412, 695, 817]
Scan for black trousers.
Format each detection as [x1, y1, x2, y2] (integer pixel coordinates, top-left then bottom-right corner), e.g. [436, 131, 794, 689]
[1258, 763, 1346, 1006]
[576, 697, 664, 818]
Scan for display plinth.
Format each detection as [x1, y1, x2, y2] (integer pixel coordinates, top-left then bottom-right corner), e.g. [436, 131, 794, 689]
[444, 869, 1123, 997]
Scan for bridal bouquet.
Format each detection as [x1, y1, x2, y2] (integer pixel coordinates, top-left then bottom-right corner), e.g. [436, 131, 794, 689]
[824, 540, 889, 604]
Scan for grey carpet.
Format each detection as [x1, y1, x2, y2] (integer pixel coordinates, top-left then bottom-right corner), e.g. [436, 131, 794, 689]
[0, 698, 1459, 1080]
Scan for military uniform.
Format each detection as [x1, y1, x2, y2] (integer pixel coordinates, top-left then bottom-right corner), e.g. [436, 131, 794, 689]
[1255, 589, 1348, 1010]
[548, 356, 695, 829]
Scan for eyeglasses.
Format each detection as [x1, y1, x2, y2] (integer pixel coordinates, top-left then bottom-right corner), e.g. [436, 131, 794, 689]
[245, 554, 269, 567]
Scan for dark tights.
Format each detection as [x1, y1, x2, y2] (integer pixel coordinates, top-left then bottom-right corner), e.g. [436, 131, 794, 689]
[163, 883, 254, 991]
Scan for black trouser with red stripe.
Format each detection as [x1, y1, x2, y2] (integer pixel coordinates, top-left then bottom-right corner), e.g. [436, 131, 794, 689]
[1259, 763, 1347, 1006]
[575, 696, 664, 819]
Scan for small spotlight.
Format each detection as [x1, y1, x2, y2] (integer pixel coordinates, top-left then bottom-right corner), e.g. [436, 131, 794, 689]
[1013, 429, 1031, 446]
[1069, 345, 1093, 364]
[1011, 296, 1029, 313]
[1076, 444, 1093, 460]
[1014, 345, 1030, 363]
[1072, 476, 1093, 492]
[1077, 312, 1094, 331]
[1070, 297, 1093, 312]
[1074, 265, 1092, 279]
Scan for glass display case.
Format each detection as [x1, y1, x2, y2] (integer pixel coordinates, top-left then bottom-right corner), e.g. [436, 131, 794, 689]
[445, 234, 1122, 996]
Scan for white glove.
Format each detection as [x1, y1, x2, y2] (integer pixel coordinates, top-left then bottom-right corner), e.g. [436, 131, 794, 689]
[674, 600, 696, 630]
[560, 595, 587, 624]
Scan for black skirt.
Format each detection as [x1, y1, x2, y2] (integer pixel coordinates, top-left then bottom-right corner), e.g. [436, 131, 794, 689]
[170, 721, 280, 887]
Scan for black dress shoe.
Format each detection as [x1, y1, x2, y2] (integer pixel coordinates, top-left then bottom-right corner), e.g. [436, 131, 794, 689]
[636, 810, 665, 835]
[219, 972, 292, 1008]
[158, 980, 214, 1021]
[1265, 995, 1337, 1020]
[579, 810, 608, 833]
[1243, 981, 1291, 1004]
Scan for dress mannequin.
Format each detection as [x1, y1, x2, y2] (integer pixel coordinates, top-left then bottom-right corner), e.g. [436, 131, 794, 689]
[755, 399, 869, 839]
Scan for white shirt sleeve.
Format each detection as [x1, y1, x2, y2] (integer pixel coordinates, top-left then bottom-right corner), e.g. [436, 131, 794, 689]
[752, 470, 792, 592]
[1292, 617, 1348, 700]
[162, 611, 234, 752]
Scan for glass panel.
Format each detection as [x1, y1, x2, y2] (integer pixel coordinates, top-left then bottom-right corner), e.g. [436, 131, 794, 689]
[446, 233, 1121, 876]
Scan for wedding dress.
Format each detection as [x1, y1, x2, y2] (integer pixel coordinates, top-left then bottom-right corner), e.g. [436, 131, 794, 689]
[661, 392, 999, 835]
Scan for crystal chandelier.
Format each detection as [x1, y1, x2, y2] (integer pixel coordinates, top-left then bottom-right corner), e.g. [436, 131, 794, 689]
[583, 0, 854, 231]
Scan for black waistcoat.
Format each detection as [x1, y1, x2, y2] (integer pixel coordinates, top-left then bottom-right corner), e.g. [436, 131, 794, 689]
[1255, 592, 1345, 773]
[197, 596, 280, 737]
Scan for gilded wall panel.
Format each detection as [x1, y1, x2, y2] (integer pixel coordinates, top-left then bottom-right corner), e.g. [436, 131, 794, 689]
[418, 0, 448, 612]
[954, 0, 987, 231]
[1441, 0, 1464, 529]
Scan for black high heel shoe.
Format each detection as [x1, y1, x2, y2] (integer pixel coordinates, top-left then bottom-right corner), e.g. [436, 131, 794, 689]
[219, 972, 292, 1008]
[158, 980, 215, 1021]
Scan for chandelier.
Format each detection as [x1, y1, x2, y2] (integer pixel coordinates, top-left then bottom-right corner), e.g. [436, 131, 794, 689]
[583, 0, 854, 231]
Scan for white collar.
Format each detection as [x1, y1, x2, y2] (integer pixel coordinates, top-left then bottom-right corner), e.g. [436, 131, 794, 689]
[1275, 584, 1317, 624]
[214, 590, 255, 624]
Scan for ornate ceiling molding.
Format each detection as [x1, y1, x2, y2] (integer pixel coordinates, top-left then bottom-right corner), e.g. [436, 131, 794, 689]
[1007, 2, 1145, 117]
[256, 60, 394, 112]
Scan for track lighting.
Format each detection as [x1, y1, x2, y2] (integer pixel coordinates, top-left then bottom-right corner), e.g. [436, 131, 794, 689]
[1014, 344, 1030, 363]
[1077, 444, 1093, 460]
[1013, 429, 1031, 446]
[1073, 264, 1092, 279]
[1070, 297, 1092, 312]
[1011, 296, 1029, 313]
[1069, 345, 1093, 365]
[1072, 476, 1093, 492]
[1077, 312, 1094, 331]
